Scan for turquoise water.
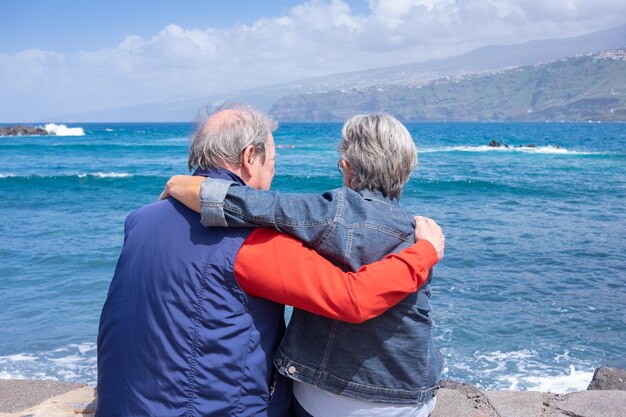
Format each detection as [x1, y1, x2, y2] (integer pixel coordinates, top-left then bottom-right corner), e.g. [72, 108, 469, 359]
[1, 122, 625, 392]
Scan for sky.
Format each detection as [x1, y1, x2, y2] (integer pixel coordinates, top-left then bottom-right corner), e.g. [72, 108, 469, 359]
[1, 0, 625, 121]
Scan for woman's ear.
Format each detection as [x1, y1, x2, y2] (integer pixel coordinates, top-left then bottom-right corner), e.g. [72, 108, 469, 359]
[342, 160, 351, 187]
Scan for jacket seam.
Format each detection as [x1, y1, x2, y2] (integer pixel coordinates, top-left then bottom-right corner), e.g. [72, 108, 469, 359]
[421, 327, 432, 386]
[346, 222, 413, 242]
[185, 256, 211, 417]
[233, 327, 254, 417]
[312, 189, 345, 249]
[287, 360, 438, 402]
[231, 241, 251, 417]
[343, 227, 353, 267]
[317, 320, 338, 385]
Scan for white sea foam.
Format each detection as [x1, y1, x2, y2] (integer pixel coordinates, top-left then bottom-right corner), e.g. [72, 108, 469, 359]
[0, 342, 597, 392]
[93, 172, 131, 178]
[1, 172, 132, 180]
[105, 128, 114, 132]
[70, 343, 97, 354]
[420, 145, 596, 155]
[0, 343, 97, 386]
[43, 123, 85, 136]
[58, 370, 80, 379]
[445, 348, 597, 393]
[0, 371, 26, 380]
[522, 366, 594, 393]
[78, 172, 132, 178]
[49, 354, 85, 365]
[0, 353, 37, 362]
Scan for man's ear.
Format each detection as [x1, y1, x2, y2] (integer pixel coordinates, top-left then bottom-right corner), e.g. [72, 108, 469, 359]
[241, 145, 256, 177]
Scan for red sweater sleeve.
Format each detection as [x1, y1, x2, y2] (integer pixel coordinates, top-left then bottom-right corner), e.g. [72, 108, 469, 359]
[234, 228, 438, 324]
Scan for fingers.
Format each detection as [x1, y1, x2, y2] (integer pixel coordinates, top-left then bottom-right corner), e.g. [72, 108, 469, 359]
[413, 215, 445, 261]
[158, 189, 170, 200]
[414, 216, 440, 229]
[414, 215, 434, 223]
[159, 175, 181, 200]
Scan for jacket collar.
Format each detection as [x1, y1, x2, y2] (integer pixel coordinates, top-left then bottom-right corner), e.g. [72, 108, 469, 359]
[193, 166, 246, 186]
[357, 188, 400, 206]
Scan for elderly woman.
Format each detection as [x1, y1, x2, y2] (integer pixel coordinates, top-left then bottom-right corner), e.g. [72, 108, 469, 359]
[164, 112, 444, 417]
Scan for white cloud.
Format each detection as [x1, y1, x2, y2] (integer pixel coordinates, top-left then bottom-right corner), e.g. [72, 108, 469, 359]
[1, 0, 625, 120]
[368, 0, 450, 28]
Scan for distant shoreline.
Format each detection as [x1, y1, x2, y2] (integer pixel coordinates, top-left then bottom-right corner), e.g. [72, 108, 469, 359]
[0, 124, 85, 137]
[1, 120, 625, 126]
[0, 125, 50, 136]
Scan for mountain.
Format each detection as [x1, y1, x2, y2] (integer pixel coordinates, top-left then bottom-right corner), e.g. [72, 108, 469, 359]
[269, 50, 626, 122]
[378, 23, 626, 79]
[275, 23, 626, 90]
[50, 24, 626, 122]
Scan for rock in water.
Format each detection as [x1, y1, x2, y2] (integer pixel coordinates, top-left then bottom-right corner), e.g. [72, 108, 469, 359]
[588, 367, 626, 390]
[487, 139, 501, 147]
[0, 125, 50, 136]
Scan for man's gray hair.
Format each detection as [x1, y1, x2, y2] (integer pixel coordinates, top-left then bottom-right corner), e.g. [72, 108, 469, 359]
[188, 103, 278, 171]
[339, 113, 417, 199]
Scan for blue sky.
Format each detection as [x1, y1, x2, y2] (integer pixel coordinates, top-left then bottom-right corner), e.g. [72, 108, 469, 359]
[1, 0, 625, 121]
[1, 0, 316, 53]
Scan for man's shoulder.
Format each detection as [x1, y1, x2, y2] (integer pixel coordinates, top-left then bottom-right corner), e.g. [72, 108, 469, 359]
[127, 199, 172, 220]
[125, 199, 197, 231]
[125, 198, 252, 243]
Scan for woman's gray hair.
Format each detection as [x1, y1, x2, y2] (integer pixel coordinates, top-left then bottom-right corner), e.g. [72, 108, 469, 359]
[188, 103, 278, 170]
[339, 113, 417, 199]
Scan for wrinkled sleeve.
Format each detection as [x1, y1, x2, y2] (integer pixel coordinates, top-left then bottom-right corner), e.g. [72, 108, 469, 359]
[199, 178, 236, 227]
[234, 229, 439, 324]
[200, 177, 341, 247]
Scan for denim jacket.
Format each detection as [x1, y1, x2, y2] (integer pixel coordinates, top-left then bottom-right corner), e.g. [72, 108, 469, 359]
[200, 178, 443, 404]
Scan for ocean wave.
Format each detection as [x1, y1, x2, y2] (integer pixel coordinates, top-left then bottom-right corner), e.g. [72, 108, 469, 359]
[443, 348, 595, 393]
[1, 344, 595, 393]
[44, 123, 85, 136]
[405, 178, 519, 194]
[420, 145, 597, 155]
[522, 365, 594, 393]
[1, 172, 134, 180]
[78, 172, 132, 178]
[0, 353, 37, 362]
[0, 343, 97, 386]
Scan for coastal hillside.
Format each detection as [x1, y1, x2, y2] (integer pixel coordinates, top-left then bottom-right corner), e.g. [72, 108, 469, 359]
[269, 49, 626, 122]
[267, 23, 626, 92]
[48, 25, 626, 123]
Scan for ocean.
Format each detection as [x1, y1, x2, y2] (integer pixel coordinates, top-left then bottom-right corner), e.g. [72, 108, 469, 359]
[1, 121, 624, 393]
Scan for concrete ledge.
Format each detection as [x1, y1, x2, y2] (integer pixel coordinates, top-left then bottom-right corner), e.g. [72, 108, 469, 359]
[0, 382, 95, 417]
[549, 390, 626, 417]
[0, 380, 86, 414]
[1, 379, 625, 417]
[432, 388, 626, 417]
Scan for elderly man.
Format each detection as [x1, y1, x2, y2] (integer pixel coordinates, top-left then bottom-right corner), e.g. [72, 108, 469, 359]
[97, 105, 444, 417]
[164, 112, 445, 417]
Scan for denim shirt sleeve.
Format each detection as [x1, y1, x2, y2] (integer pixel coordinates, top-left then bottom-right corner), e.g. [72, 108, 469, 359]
[199, 177, 342, 248]
[199, 177, 236, 227]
